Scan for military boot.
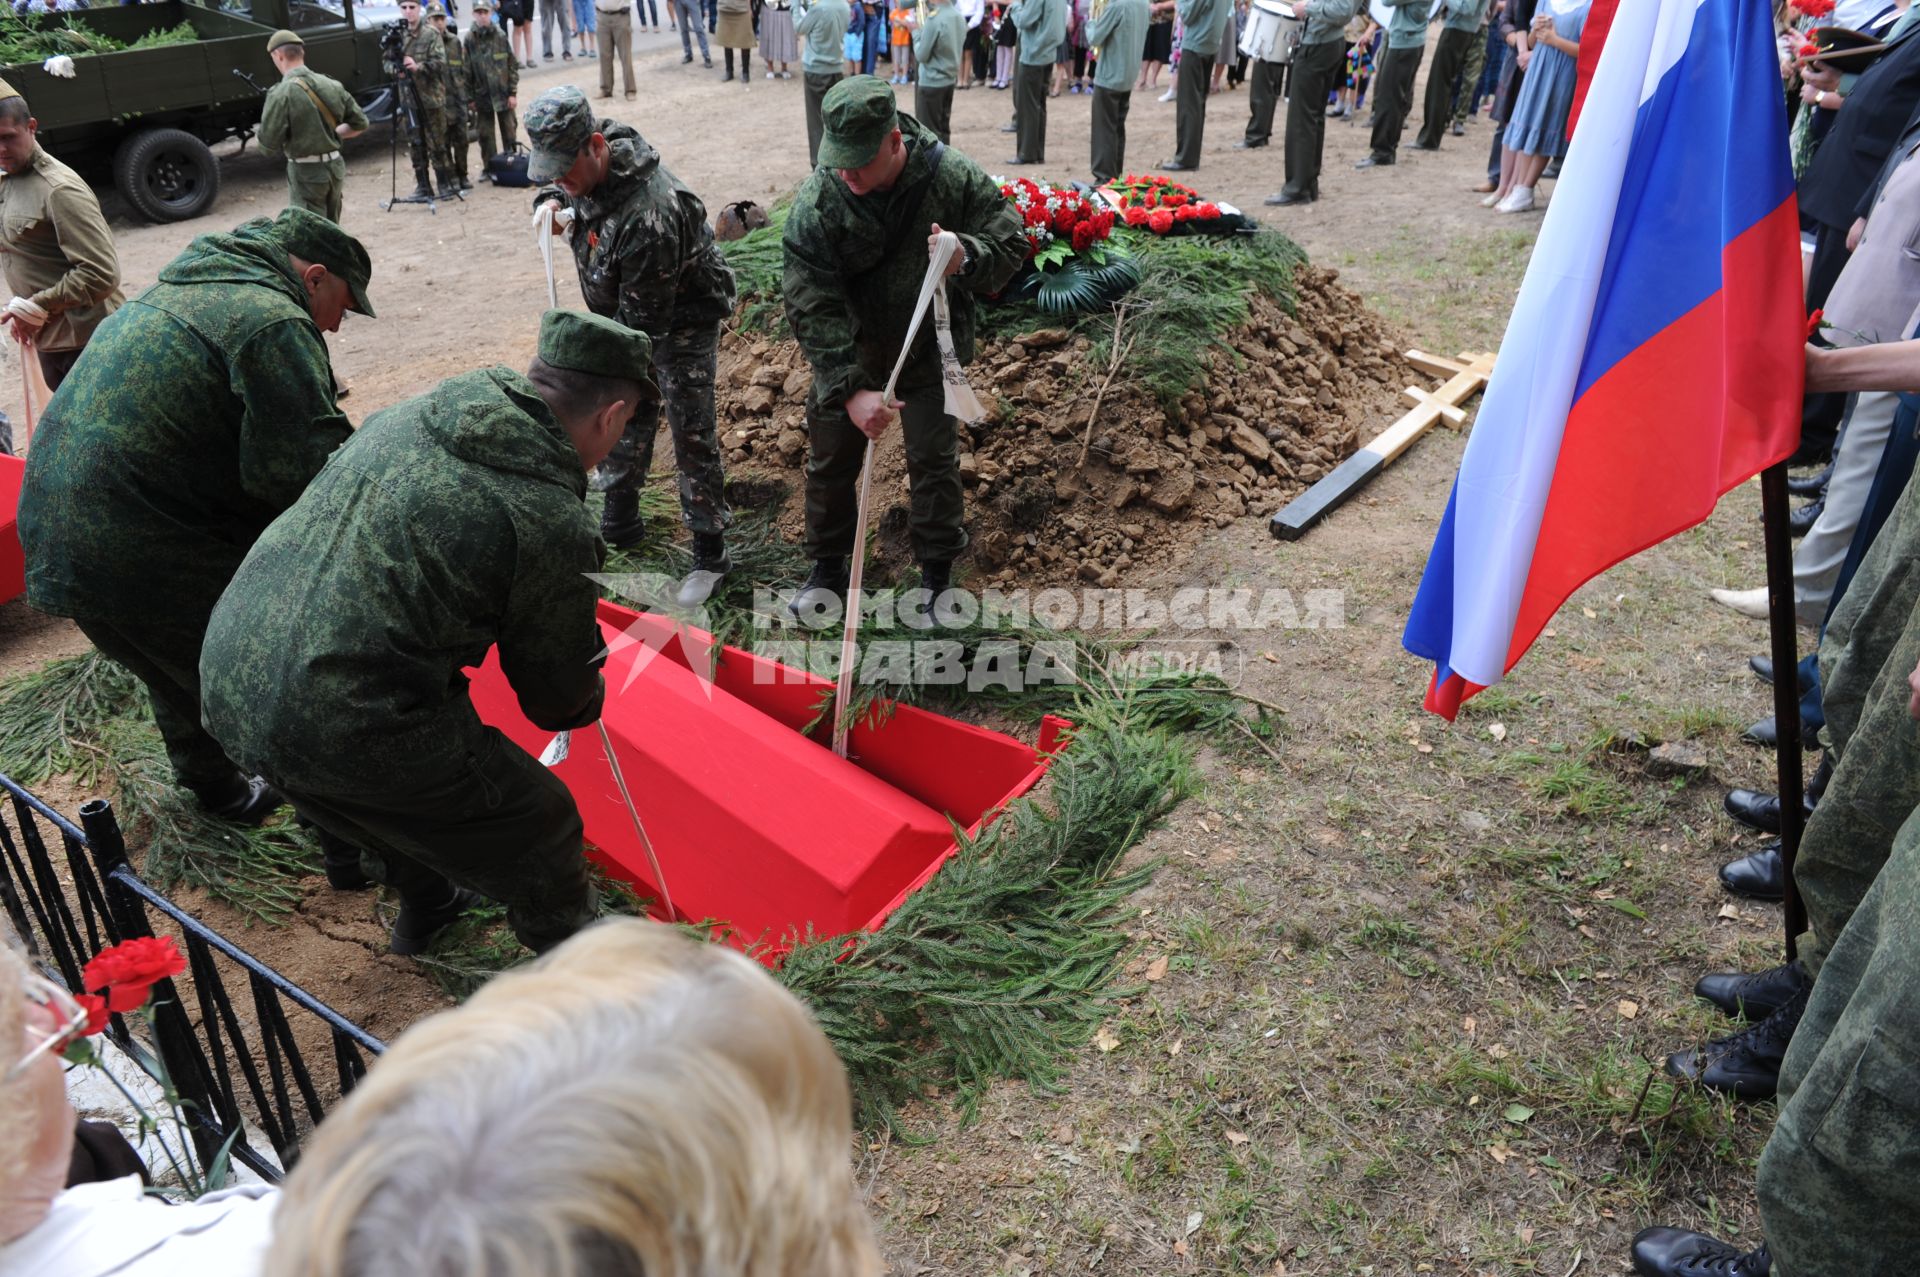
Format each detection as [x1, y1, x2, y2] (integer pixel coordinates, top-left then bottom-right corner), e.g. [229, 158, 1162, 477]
[410, 160, 436, 199]
[189, 773, 285, 827]
[675, 532, 731, 607]
[600, 488, 647, 549]
[436, 168, 463, 198]
[788, 557, 850, 626]
[389, 885, 484, 957]
[1664, 983, 1808, 1100]
[905, 559, 954, 630]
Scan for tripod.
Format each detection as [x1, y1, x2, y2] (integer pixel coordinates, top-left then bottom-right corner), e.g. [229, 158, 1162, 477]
[380, 67, 463, 212]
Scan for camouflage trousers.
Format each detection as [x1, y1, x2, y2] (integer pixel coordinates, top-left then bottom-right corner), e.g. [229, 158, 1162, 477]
[804, 355, 967, 564]
[443, 98, 471, 182]
[1758, 799, 1920, 1276]
[407, 101, 449, 180]
[1452, 25, 1485, 126]
[269, 724, 598, 955]
[601, 320, 731, 534]
[73, 613, 243, 794]
[286, 156, 346, 224]
[475, 103, 518, 161]
[1793, 464, 1920, 975]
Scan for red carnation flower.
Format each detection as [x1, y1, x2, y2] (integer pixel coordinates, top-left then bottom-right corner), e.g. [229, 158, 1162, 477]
[1164, 192, 1187, 208]
[1196, 202, 1220, 218]
[1806, 308, 1825, 340]
[74, 993, 109, 1040]
[1148, 208, 1175, 234]
[83, 936, 186, 1014]
[1072, 222, 1097, 251]
[1124, 206, 1150, 226]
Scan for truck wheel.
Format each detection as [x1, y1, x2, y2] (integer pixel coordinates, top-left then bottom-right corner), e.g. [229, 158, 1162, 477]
[114, 128, 221, 223]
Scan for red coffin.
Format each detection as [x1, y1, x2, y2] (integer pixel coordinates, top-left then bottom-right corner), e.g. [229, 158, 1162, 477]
[468, 599, 1070, 952]
[0, 454, 24, 606]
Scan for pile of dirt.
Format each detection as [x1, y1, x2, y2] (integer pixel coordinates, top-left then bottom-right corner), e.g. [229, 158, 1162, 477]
[713, 264, 1409, 584]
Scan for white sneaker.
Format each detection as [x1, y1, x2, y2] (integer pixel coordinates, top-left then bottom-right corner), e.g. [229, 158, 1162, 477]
[765, 70, 774, 78]
[1710, 586, 1770, 620]
[1480, 190, 1502, 207]
[1158, 88, 1175, 102]
[1494, 185, 1535, 213]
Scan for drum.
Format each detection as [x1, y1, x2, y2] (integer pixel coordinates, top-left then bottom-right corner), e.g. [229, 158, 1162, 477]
[1238, 0, 1303, 64]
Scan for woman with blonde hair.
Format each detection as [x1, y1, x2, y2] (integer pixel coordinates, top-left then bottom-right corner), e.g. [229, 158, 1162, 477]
[268, 918, 883, 1277]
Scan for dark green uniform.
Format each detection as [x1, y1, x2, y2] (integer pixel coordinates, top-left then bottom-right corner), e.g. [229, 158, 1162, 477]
[533, 116, 738, 534]
[433, 16, 472, 187]
[257, 65, 369, 223]
[1737, 446, 1920, 1270]
[466, 20, 520, 161]
[18, 215, 354, 798]
[200, 367, 610, 954]
[783, 110, 1026, 564]
[399, 17, 452, 192]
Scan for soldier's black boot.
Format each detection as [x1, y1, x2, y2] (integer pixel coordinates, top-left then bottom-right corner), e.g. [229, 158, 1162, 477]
[410, 160, 435, 199]
[314, 826, 374, 892]
[905, 559, 954, 630]
[436, 168, 463, 199]
[1663, 982, 1808, 1100]
[1630, 1229, 1771, 1276]
[788, 557, 850, 626]
[389, 884, 484, 957]
[189, 773, 285, 827]
[1694, 960, 1808, 1022]
[674, 532, 731, 607]
[1718, 840, 1784, 901]
[600, 488, 647, 550]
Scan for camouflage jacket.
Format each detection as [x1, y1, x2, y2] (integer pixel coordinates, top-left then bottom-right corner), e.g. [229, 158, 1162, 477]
[782, 113, 1026, 408]
[439, 26, 470, 112]
[536, 122, 737, 344]
[18, 218, 349, 624]
[467, 22, 519, 108]
[400, 20, 450, 107]
[200, 367, 608, 794]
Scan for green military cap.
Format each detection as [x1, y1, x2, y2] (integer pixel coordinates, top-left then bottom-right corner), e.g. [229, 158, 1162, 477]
[266, 28, 304, 51]
[816, 75, 899, 170]
[472, 0, 493, 11]
[426, 1, 448, 15]
[524, 86, 595, 183]
[274, 207, 376, 318]
[538, 309, 655, 382]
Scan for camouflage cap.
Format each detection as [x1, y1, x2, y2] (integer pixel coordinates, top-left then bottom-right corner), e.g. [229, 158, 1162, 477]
[816, 75, 898, 170]
[427, 1, 448, 17]
[274, 207, 376, 318]
[266, 28, 304, 51]
[524, 86, 595, 184]
[538, 310, 654, 383]
[472, 0, 493, 11]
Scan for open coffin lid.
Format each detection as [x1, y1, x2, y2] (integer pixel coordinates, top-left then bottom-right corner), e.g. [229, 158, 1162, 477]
[467, 599, 1071, 953]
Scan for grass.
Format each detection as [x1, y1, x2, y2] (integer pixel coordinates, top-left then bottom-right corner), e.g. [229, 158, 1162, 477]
[1338, 228, 1536, 356]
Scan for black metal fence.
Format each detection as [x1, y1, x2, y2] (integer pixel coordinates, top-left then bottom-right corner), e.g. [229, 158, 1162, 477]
[0, 774, 384, 1181]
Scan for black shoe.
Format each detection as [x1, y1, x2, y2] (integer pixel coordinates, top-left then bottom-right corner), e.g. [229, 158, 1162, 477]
[1004, 156, 1034, 165]
[1788, 497, 1824, 537]
[544, 51, 555, 59]
[682, 52, 694, 62]
[192, 774, 286, 826]
[675, 532, 731, 607]
[600, 489, 647, 550]
[1747, 653, 1778, 685]
[1786, 465, 1831, 497]
[459, 176, 474, 191]
[1723, 787, 1815, 833]
[1354, 152, 1393, 168]
[1695, 961, 1808, 1022]
[904, 559, 954, 630]
[1630, 1229, 1771, 1277]
[390, 886, 484, 957]
[1411, 140, 1440, 150]
[1718, 841, 1784, 901]
[411, 180, 436, 199]
[1233, 138, 1266, 149]
[788, 557, 850, 626]
[1159, 158, 1193, 171]
[1264, 189, 1315, 206]
[722, 67, 733, 80]
[1742, 716, 1780, 747]
[999, 121, 1017, 132]
[703, 55, 713, 67]
[1664, 985, 1807, 1100]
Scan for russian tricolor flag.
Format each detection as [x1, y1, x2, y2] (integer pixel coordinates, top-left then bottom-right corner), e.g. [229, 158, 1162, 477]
[1403, 0, 1805, 720]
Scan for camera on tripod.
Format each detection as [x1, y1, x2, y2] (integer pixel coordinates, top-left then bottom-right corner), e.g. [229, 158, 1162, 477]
[379, 17, 410, 71]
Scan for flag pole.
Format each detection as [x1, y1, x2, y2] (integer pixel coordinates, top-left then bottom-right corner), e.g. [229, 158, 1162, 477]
[1759, 461, 1806, 962]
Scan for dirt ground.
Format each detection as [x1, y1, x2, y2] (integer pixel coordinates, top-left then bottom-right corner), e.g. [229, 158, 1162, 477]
[1, 32, 1805, 1276]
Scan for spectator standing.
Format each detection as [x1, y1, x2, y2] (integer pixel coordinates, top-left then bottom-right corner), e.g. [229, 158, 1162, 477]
[540, 0, 575, 58]
[675, 0, 713, 64]
[912, 0, 966, 135]
[889, 1, 914, 81]
[798, 0, 850, 161]
[573, 0, 601, 57]
[1159, 0, 1229, 171]
[1086, 0, 1149, 182]
[1009, 0, 1066, 162]
[760, 0, 796, 76]
[499, 0, 536, 65]
[597, 0, 636, 96]
[718, 0, 756, 81]
[961, 0, 988, 83]
[1415, 0, 1490, 150]
[1263, 0, 1359, 205]
[993, 2, 1017, 84]
[466, 0, 522, 153]
[1483, 0, 1583, 212]
[1357, 0, 1432, 167]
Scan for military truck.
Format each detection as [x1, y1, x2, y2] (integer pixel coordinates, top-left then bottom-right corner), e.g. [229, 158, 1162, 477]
[1, 0, 396, 222]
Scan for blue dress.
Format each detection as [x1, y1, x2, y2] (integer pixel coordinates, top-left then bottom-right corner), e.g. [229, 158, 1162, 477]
[1504, 0, 1587, 159]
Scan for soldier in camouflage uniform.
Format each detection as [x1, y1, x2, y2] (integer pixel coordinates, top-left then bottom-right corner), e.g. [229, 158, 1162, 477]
[525, 86, 739, 607]
[465, 0, 520, 165]
[782, 76, 1025, 619]
[200, 310, 656, 958]
[396, 0, 452, 198]
[1630, 373, 1920, 1276]
[259, 29, 369, 222]
[429, 1, 474, 191]
[16, 209, 373, 828]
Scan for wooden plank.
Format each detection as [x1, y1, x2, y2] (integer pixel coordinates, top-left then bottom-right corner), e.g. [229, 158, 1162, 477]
[1406, 350, 1470, 379]
[1268, 349, 1498, 543]
[1403, 385, 1468, 428]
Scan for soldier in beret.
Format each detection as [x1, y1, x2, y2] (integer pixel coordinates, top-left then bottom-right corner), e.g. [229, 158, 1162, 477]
[18, 209, 374, 829]
[782, 76, 1025, 617]
[199, 309, 656, 958]
[258, 29, 370, 222]
[526, 86, 738, 607]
